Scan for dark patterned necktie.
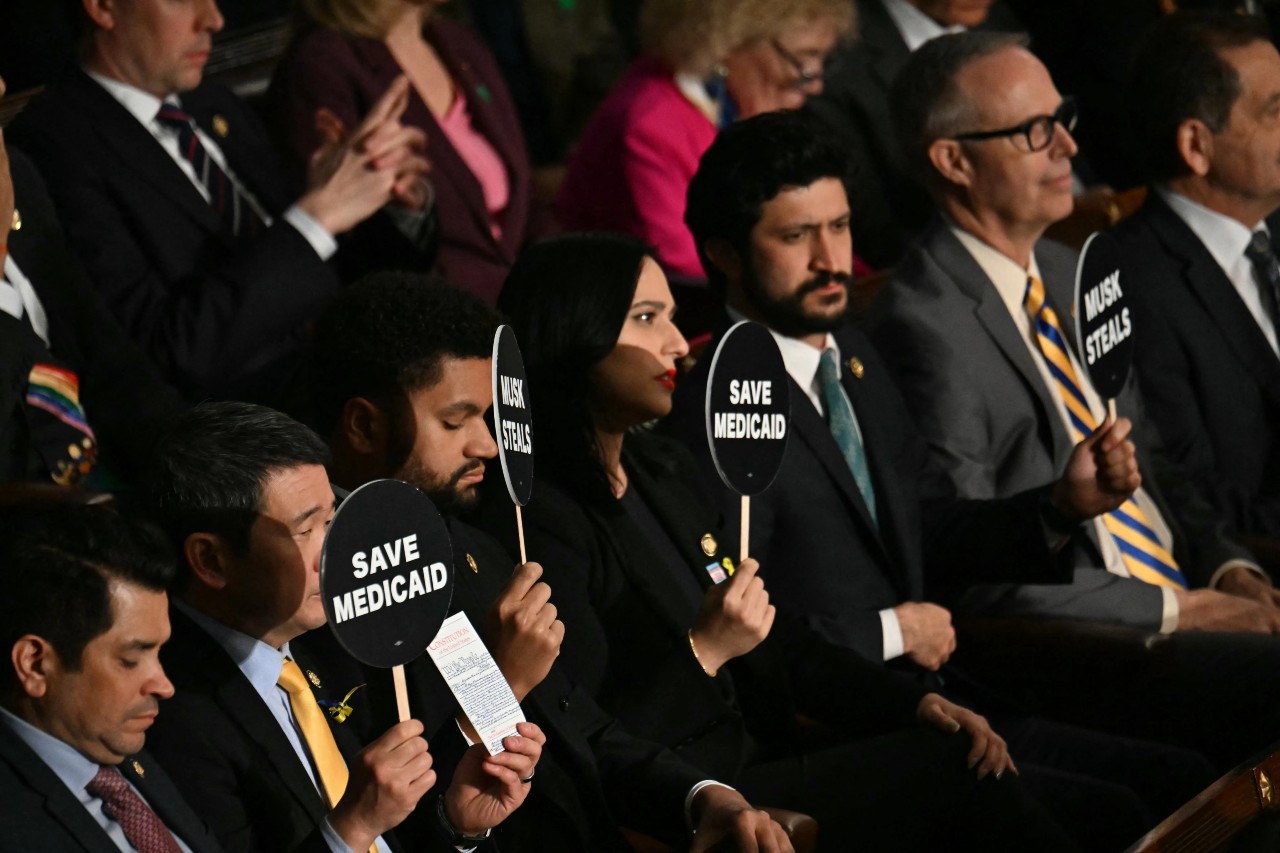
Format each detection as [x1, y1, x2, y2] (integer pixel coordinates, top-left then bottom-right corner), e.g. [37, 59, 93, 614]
[154, 103, 263, 239]
[1244, 229, 1280, 332]
[86, 765, 182, 853]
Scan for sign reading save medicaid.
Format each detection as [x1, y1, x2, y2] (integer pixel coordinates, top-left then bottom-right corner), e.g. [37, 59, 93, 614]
[1073, 231, 1134, 400]
[321, 479, 454, 669]
[704, 321, 791, 496]
[492, 325, 534, 506]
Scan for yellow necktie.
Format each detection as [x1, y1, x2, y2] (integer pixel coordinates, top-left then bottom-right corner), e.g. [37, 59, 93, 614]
[278, 658, 350, 808]
[1024, 275, 1187, 589]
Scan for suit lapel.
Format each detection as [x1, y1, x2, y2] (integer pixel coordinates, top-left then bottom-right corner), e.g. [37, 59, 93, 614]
[0, 726, 115, 851]
[63, 71, 227, 242]
[627, 448, 723, 597]
[168, 609, 331, 825]
[928, 223, 1075, 463]
[120, 753, 219, 853]
[1146, 197, 1280, 407]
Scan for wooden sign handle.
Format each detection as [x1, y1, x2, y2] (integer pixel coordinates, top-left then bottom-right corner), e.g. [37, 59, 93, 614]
[392, 664, 410, 723]
[515, 503, 528, 564]
[1107, 399, 1118, 423]
[739, 494, 750, 563]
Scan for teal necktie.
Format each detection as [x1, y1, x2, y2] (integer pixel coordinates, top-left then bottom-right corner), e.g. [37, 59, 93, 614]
[818, 348, 877, 525]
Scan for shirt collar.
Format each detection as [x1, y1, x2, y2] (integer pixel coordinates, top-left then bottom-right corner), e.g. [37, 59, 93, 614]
[881, 0, 966, 52]
[726, 305, 838, 390]
[1157, 186, 1261, 275]
[84, 69, 176, 128]
[0, 706, 100, 793]
[950, 225, 1044, 319]
[173, 600, 291, 700]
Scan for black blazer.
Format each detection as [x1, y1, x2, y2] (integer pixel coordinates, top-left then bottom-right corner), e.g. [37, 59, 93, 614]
[0, 722, 220, 853]
[0, 146, 183, 485]
[145, 608, 420, 853]
[668, 322, 1068, 662]
[354, 518, 708, 852]
[1114, 194, 1280, 539]
[10, 69, 339, 405]
[480, 431, 927, 781]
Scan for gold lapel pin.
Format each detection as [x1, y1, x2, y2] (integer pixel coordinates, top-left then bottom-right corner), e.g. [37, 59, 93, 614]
[849, 357, 865, 379]
[466, 553, 479, 573]
[700, 534, 717, 557]
[212, 115, 229, 138]
[131, 760, 145, 778]
[306, 670, 321, 688]
[11, 208, 21, 232]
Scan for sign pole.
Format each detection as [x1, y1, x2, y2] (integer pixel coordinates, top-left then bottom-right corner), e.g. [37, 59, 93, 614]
[515, 503, 528, 564]
[392, 664, 410, 723]
[740, 495, 750, 562]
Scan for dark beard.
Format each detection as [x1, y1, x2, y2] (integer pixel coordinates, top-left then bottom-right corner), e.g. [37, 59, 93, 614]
[396, 458, 484, 516]
[741, 268, 852, 338]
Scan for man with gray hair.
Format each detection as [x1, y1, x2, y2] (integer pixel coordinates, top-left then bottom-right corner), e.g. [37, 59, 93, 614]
[868, 29, 1280, 772]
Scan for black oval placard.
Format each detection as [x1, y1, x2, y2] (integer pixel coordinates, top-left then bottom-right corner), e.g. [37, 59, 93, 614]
[321, 479, 454, 669]
[492, 325, 534, 507]
[1073, 231, 1134, 400]
[704, 321, 791, 496]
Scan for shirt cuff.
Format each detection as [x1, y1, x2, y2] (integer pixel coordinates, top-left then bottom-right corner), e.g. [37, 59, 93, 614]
[1208, 560, 1269, 590]
[880, 608, 905, 661]
[685, 780, 736, 831]
[283, 204, 338, 261]
[323, 817, 392, 853]
[1159, 586, 1179, 634]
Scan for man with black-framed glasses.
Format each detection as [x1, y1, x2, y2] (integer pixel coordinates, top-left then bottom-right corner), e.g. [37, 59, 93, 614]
[866, 28, 1280, 775]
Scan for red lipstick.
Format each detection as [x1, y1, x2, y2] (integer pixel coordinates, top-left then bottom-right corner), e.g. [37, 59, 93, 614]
[658, 369, 677, 391]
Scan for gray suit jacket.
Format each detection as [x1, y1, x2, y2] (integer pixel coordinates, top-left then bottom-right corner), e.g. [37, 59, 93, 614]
[868, 219, 1253, 629]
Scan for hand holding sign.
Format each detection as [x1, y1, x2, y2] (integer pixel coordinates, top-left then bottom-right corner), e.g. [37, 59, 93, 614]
[492, 325, 535, 561]
[689, 557, 775, 675]
[484, 562, 565, 701]
[1052, 414, 1142, 523]
[704, 321, 792, 560]
[329, 719, 436, 852]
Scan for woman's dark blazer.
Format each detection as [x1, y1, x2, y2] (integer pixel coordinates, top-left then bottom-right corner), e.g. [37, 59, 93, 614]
[480, 431, 925, 782]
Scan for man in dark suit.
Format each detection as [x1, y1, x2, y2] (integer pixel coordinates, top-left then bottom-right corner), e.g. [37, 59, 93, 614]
[140, 401, 543, 852]
[10, 0, 429, 406]
[0, 503, 220, 852]
[867, 29, 1280, 770]
[0, 99, 182, 491]
[1113, 11, 1280, 542]
[311, 275, 804, 853]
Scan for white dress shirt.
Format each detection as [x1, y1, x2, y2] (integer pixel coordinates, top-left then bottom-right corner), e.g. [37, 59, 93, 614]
[84, 71, 337, 261]
[880, 0, 964, 51]
[0, 254, 50, 345]
[1158, 186, 1280, 356]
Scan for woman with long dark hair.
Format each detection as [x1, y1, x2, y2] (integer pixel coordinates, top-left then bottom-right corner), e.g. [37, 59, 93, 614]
[484, 232, 1080, 852]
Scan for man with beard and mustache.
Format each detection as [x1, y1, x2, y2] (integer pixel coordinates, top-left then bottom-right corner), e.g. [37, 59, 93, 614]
[668, 110, 1219, 847]
[311, 272, 799, 853]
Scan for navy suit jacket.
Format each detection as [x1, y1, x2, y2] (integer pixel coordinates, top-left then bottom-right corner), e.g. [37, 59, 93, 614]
[668, 319, 1067, 663]
[1114, 193, 1280, 539]
[11, 69, 339, 406]
[0, 722, 220, 853]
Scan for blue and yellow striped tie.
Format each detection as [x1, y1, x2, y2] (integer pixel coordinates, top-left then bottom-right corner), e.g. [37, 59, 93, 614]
[1025, 276, 1187, 589]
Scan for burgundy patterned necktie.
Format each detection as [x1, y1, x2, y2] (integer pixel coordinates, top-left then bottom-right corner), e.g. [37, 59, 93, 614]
[86, 765, 182, 853]
[154, 103, 263, 239]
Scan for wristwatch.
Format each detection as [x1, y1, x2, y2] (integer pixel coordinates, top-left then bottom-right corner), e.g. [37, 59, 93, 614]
[434, 794, 492, 848]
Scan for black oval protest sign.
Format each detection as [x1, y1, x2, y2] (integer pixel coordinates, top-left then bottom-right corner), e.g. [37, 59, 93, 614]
[1073, 231, 1134, 400]
[321, 479, 454, 669]
[705, 321, 791, 496]
[492, 325, 534, 506]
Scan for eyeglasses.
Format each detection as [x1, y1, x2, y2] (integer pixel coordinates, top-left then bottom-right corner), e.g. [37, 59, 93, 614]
[951, 97, 1078, 153]
[770, 38, 823, 90]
